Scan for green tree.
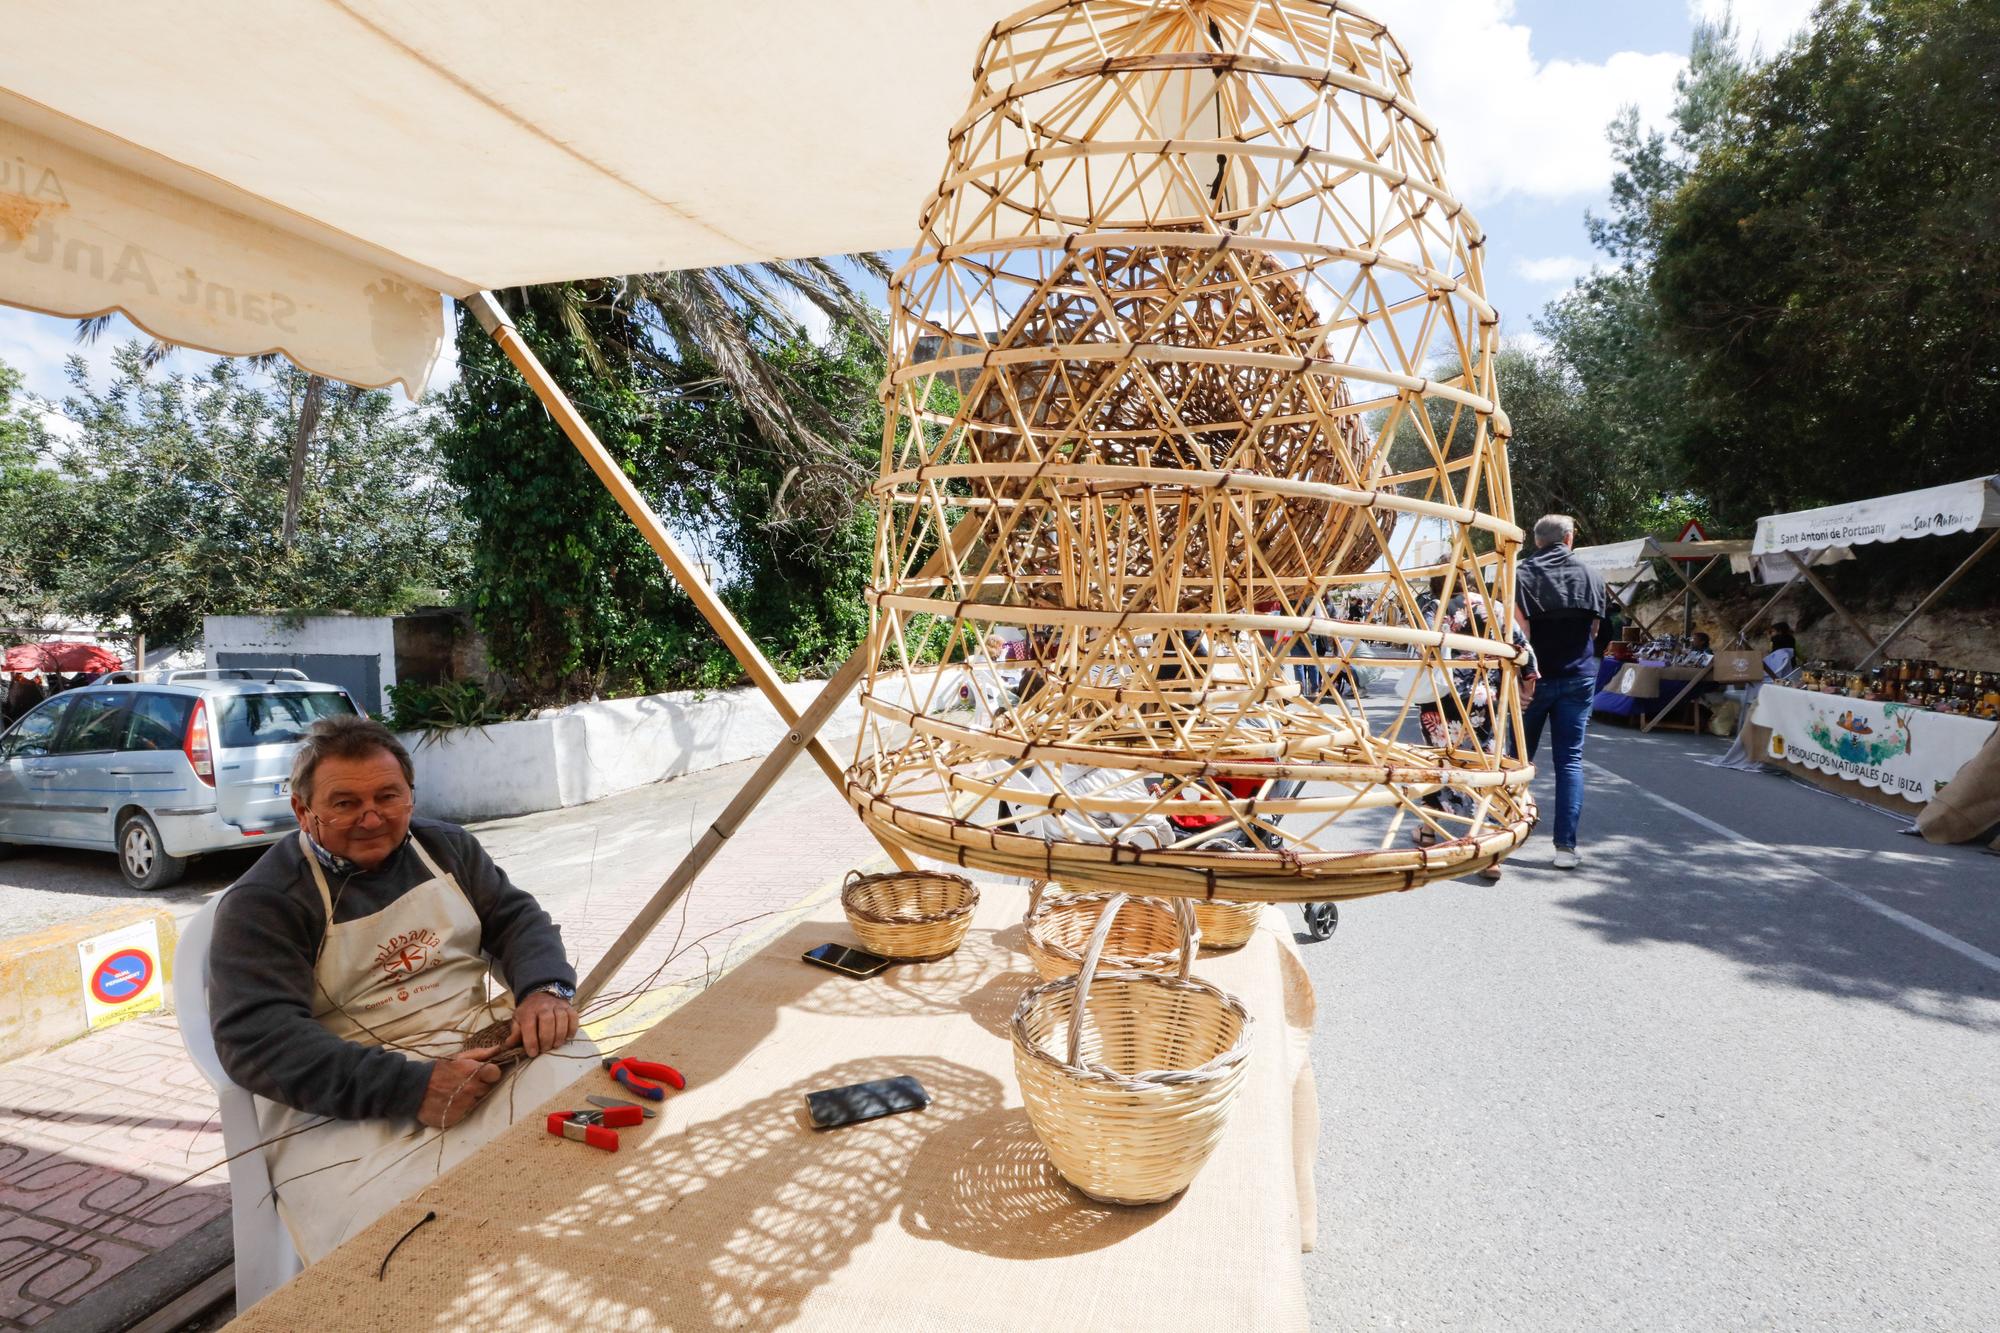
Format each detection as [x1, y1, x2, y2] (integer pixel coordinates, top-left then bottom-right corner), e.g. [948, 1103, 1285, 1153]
[0, 360, 65, 635]
[438, 304, 884, 704]
[39, 347, 467, 647]
[1652, 0, 2000, 526]
[1511, 17, 1746, 541]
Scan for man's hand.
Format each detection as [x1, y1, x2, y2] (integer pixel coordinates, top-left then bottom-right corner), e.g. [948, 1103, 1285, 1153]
[418, 1047, 504, 1128]
[511, 991, 579, 1058]
[1521, 674, 1538, 703]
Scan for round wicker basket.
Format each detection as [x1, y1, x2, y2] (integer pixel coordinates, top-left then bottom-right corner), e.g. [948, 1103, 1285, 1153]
[1013, 895, 1253, 1205]
[840, 869, 978, 962]
[1023, 883, 1187, 981]
[1192, 898, 1264, 952]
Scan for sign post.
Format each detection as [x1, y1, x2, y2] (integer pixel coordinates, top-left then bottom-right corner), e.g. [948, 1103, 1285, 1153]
[1675, 519, 1709, 638]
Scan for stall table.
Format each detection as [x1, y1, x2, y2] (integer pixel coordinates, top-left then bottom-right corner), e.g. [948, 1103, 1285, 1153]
[1745, 685, 1997, 811]
[228, 888, 1318, 1331]
[1592, 660, 1714, 731]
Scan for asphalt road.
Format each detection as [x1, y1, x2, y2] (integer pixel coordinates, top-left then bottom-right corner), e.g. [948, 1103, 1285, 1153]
[1291, 720, 1999, 1331]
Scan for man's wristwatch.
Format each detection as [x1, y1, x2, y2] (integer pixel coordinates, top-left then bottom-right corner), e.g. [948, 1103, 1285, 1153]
[524, 981, 577, 1005]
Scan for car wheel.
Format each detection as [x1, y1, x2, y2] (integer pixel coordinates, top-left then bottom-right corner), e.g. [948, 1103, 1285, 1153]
[118, 812, 188, 891]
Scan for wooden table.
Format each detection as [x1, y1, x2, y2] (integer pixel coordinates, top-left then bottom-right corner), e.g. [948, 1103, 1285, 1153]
[228, 886, 1318, 1331]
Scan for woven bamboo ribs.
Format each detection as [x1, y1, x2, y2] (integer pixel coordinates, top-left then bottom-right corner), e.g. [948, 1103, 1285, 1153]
[848, 0, 1534, 901]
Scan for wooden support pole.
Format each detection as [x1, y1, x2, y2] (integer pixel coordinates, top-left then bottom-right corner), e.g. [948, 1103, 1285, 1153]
[572, 509, 987, 1004]
[1733, 553, 1817, 648]
[463, 290, 913, 872]
[1854, 526, 2000, 671]
[1672, 555, 1730, 631]
[577, 646, 872, 1005]
[1787, 551, 1874, 656]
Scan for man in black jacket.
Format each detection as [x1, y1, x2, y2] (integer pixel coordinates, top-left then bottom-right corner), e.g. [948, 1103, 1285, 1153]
[1515, 514, 1608, 869]
[207, 714, 585, 1258]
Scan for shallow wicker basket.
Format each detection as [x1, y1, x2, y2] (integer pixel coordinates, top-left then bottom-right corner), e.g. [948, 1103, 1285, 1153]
[1192, 898, 1264, 952]
[1012, 895, 1253, 1205]
[841, 868, 978, 961]
[1023, 883, 1187, 981]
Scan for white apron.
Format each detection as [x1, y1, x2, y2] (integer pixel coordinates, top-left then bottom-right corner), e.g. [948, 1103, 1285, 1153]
[259, 832, 593, 1261]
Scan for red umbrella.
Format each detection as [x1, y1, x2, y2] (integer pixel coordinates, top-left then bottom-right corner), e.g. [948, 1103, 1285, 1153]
[3, 641, 125, 675]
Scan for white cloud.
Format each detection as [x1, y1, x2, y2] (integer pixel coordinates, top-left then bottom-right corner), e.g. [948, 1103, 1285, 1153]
[777, 287, 834, 347]
[1691, 0, 1818, 59]
[1368, 0, 1684, 206]
[1513, 254, 1595, 287]
[0, 306, 122, 401]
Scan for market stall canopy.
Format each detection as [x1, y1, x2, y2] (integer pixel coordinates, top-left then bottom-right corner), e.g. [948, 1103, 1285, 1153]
[1570, 537, 1752, 584]
[3, 640, 121, 675]
[1751, 475, 2000, 555]
[1570, 538, 1663, 586]
[0, 0, 1002, 394]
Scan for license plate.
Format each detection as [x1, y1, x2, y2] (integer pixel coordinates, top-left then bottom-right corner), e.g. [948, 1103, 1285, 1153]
[274, 781, 291, 796]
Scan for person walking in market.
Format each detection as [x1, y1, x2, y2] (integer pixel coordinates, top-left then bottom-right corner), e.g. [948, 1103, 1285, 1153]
[1515, 514, 1608, 869]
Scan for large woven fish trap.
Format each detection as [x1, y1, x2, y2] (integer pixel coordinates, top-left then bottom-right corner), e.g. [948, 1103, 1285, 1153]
[848, 0, 1534, 902]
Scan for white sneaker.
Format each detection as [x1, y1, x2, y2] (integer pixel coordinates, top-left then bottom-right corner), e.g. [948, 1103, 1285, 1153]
[1552, 847, 1580, 870]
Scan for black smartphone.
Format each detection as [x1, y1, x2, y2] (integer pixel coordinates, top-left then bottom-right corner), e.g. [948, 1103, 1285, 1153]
[801, 943, 892, 979]
[804, 1075, 931, 1130]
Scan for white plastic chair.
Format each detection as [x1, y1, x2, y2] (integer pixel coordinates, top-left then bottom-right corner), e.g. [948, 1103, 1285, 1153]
[174, 894, 304, 1312]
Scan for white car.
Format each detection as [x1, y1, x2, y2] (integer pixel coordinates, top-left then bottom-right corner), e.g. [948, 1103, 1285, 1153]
[0, 669, 357, 889]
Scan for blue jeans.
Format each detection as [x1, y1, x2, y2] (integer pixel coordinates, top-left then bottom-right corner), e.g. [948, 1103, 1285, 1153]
[1521, 673, 1593, 849]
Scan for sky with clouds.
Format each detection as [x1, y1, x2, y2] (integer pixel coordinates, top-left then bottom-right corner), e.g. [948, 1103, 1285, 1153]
[0, 0, 1820, 410]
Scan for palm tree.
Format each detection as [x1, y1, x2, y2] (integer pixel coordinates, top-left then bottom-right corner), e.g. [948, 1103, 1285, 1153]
[494, 254, 892, 533]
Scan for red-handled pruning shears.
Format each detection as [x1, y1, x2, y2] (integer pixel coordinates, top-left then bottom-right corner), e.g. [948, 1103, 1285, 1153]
[602, 1056, 685, 1101]
[545, 1102, 646, 1151]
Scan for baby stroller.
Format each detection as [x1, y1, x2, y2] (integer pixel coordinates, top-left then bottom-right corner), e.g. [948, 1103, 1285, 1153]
[1147, 769, 1339, 942]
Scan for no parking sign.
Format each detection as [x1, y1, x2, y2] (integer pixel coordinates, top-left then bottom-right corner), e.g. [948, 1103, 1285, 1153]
[77, 920, 165, 1029]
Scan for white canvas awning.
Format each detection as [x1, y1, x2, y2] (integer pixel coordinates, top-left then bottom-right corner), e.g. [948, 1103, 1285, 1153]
[0, 1, 1003, 394]
[1751, 476, 2000, 555]
[1569, 538, 1661, 586]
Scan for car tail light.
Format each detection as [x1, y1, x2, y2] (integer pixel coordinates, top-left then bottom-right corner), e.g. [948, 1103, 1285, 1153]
[184, 700, 215, 786]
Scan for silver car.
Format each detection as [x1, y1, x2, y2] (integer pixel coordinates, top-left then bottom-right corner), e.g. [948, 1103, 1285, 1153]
[0, 669, 357, 889]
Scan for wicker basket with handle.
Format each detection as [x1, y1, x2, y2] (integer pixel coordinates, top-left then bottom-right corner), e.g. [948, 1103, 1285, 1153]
[1022, 882, 1184, 981]
[840, 868, 979, 961]
[1012, 895, 1253, 1205]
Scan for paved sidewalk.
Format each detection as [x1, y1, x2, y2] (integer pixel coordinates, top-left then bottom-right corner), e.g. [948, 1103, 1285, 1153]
[0, 755, 886, 1330]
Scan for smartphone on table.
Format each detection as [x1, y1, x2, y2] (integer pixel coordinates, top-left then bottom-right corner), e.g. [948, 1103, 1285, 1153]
[805, 1075, 931, 1130]
[802, 942, 891, 979]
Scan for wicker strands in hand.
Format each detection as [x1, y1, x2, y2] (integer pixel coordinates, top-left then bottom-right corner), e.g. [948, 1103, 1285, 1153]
[846, 0, 1534, 903]
[841, 869, 978, 961]
[1022, 882, 1189, 982]
[1013, 895, 1252, 1206]
[1191, 899, 1265, 952]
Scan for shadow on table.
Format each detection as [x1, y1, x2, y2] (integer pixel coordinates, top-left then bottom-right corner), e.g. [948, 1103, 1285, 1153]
[780, 920, 1041, 1040]
[399, 1056, 1007, 1333]
[900, 1106, 1177, 1258]
[1554, 826, 2000, 1031]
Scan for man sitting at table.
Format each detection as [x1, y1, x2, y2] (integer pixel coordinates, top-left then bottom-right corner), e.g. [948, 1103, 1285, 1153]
[207, 715, 591, 1261]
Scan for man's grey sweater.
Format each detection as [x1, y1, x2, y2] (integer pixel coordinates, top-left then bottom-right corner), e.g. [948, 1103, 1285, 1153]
[207, 818, 575, 1122]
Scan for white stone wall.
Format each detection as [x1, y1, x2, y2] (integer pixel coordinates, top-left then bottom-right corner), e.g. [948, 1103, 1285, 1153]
[402, 675, 896, 823]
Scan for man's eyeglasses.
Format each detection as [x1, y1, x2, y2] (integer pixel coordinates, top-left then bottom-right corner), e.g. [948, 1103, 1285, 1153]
[310, 793, 414, 829]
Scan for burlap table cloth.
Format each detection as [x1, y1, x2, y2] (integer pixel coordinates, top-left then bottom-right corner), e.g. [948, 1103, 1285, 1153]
[227, 885, 1319, 1331]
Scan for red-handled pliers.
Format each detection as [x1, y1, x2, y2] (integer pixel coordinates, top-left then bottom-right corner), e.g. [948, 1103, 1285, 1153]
[602, 1056, 685, 1101]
